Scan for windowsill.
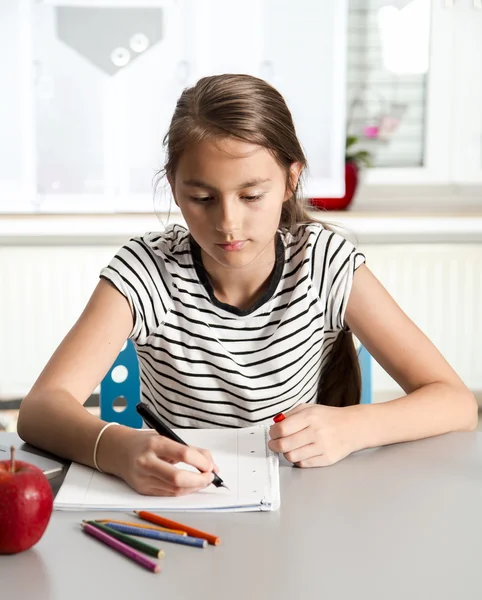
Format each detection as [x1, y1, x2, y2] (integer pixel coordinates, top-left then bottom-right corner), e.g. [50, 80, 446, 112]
[1, 210, 482, 245]
[0, 184, 481, 245]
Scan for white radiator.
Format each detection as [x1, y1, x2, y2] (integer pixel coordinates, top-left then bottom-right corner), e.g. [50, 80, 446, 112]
[0, 245, 119, 398]
[0, 243, 481, 400]
[363, 244, 482, 401]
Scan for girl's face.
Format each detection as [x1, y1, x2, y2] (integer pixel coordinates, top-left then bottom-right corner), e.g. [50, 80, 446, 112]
[170, 137, 300, 273]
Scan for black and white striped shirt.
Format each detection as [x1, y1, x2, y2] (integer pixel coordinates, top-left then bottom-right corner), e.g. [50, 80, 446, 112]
[100, 223, 365, 429]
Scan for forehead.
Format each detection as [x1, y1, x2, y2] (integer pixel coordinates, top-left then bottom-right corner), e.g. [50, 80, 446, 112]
[176, 137, 284, 183]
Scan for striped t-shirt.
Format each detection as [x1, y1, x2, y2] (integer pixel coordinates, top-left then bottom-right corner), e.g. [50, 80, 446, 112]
[100, 222, 365, 429]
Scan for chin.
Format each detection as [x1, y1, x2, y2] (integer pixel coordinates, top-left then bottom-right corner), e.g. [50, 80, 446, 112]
[213, 249, 257, 269]
[217, 255, 254, 269]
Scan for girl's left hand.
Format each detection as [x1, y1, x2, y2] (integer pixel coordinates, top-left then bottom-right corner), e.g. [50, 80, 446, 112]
[268, 403, 360, 467]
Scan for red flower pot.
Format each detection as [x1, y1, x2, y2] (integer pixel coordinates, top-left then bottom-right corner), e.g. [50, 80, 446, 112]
[309, 161, 359, 211]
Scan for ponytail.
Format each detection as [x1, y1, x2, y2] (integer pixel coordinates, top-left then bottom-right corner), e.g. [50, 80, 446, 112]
[317, 331, 361, 407]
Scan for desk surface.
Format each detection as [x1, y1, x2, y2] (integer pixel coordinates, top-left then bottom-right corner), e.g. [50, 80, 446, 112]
[1, 432, 482, 600]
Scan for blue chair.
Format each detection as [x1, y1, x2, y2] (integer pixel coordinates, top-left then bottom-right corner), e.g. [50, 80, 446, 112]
[100, 341, 372, 425]
[100, 339, 143, 428]
[358, 345, 372, 405]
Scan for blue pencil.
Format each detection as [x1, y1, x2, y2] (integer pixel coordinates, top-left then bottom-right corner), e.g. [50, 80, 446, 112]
[103, 522, 207, 548]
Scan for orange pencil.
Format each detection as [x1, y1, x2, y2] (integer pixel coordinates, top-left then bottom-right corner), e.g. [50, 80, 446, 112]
[96, 519, 187, 536]
[134, 511, 221, 546]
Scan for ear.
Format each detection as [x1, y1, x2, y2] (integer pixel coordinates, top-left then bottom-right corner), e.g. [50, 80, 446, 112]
[167, 174, 179, 207]
[283, 162, 303, 202]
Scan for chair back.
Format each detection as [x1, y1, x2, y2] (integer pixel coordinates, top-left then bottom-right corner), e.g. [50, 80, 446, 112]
[358, 345, 372, 405]
[100, 339, 143, 428]
[100, 340, 373, 426]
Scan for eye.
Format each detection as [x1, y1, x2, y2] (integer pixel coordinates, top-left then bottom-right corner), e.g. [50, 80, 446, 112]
[242, 194, 263, 202]
[190, 196, 213, 203]
[189, 194, 264, 204]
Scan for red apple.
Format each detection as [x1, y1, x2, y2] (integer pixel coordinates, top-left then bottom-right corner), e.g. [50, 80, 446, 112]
[0, 446, 53, 554]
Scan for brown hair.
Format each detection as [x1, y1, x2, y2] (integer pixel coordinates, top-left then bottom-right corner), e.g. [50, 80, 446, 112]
[157, 74, 361, 407]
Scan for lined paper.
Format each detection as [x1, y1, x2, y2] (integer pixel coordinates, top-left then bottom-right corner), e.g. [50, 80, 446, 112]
[54, 425, 280, 512]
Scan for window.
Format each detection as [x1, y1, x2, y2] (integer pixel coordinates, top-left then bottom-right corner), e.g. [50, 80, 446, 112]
[347, 0, 431, 168]
[0, 0, 348, 214]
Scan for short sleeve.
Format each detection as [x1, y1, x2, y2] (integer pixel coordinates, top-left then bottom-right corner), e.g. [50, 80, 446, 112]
[99, 236, 170, 343]
[310, 227, 365, 332]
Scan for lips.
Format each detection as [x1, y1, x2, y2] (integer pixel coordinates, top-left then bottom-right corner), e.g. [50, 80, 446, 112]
[216, 240, 247, 252]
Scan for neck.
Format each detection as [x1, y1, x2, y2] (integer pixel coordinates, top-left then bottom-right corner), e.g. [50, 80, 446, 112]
[201, 238, 279, 311]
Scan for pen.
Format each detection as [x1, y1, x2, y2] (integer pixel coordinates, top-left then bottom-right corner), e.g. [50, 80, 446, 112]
[135, 402, 229, 490]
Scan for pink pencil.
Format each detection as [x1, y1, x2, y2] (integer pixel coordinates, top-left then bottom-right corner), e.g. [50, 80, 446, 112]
[81, 522, 161, 574]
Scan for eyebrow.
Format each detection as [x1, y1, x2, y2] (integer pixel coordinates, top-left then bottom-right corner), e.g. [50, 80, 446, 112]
[182, 178, 271, 191]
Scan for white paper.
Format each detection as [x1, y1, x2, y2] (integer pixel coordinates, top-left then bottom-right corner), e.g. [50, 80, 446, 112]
[54, 425, 280, 512]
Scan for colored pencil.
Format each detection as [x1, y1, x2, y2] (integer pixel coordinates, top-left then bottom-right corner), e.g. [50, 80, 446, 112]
[96, 519, 187, 536]
[84, 521, 164, 559]
[81, 522, 161, 573]
[134, 510, 221, 546]
[103, 522, 207, 548]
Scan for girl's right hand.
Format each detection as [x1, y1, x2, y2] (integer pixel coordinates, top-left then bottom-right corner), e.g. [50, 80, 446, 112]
[106, 428, 219, 497]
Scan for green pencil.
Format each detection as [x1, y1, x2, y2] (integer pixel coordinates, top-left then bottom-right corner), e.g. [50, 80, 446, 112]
[83, 520, 165, 559]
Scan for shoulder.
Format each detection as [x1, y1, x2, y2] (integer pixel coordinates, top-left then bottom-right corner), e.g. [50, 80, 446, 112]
[115, 225, 190, 267]
[99, 225, 190, 342]
[287, 221, 365, 302]
[142, 224, 190, 255]
[127, 224, 191, 263]
[305, 221, 362, 265]
[280, 222, 366, 331]
[280, 221, 356, 263]
[102, 225, 193, 301]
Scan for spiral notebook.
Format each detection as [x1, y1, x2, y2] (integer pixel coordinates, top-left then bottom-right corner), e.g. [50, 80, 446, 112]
[54, 425, 280, 512]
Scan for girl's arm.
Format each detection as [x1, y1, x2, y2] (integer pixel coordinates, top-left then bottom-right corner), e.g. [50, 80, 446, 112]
[343, 264, 477, 450]
[17, 279, 216, 495]
[268, 265, 477, 466]
[17, 279, 133, 467]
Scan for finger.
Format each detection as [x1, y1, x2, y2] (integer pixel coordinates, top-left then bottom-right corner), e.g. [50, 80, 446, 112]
[150, 438, 214, 473]
[170, 442, 216, 474]
[268, 429, 313, 454]
[136, 476, 207, 497]
[269, 412, 310, 440]
[140, 449, 215, 489]
[196, 447, 216, 472]
[169, 464, 215, 489]
[282, 443, 319, 464]
[296, 454, 337, 468]
[147, 481, 208, 497]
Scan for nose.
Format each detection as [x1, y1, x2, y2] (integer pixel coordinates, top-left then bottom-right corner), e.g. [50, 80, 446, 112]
[215, 199, 241, 237]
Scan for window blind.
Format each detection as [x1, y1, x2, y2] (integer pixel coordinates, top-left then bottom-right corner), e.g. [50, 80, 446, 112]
[346, 0, 430, 167]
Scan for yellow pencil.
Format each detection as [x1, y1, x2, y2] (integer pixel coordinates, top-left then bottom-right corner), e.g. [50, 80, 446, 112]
[95, 519, 187, 536]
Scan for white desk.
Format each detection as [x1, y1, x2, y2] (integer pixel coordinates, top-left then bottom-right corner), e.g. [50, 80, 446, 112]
[1, 432, 482, 600]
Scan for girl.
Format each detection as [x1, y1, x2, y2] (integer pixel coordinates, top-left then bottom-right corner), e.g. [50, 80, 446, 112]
[17, 74, 477, 497]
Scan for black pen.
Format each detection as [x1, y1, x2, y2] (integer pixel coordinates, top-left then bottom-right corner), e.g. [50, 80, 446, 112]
[135, 402, 229, 490]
